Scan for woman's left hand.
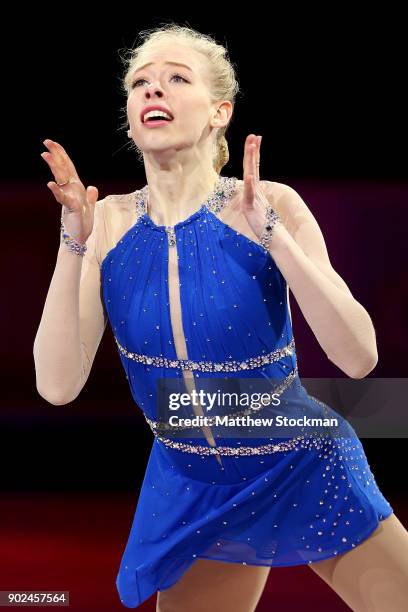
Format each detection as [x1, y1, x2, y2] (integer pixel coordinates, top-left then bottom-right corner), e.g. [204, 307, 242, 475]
[237, 134, 282, 242]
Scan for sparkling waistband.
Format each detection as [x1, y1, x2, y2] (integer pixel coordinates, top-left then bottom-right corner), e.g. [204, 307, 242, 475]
[114, 337, 296, 372]
[143, 366, 337, 456]
[153, 433, 332, 456]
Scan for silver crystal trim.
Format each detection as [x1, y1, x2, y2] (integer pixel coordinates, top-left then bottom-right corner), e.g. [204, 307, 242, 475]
[114, 336, 296, 373]
[135, 176, 239, 246]
[153, 430, 333, 456]
[259, 207, 282, 251]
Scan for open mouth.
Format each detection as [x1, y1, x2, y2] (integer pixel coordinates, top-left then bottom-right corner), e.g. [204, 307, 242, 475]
[140, 106, 175, 124]
[142, 116, 174, 127]
[144, 116, 173, 123]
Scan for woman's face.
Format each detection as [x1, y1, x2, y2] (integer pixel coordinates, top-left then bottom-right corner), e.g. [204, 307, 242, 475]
[127, 43, 220, 158]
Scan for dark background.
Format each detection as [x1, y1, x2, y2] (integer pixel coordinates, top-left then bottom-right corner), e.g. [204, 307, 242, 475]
[1, 9, 406, 612]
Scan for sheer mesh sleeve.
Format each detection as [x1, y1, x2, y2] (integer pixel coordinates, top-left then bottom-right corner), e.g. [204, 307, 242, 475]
[75, 197, 109, 390]
[77, 193, 141, 386]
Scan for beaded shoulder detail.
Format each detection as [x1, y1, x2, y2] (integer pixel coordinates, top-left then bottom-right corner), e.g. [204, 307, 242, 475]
[203, 176, 240, 215]
[133, 185, 148, 218]
[127, 176, 241, 222]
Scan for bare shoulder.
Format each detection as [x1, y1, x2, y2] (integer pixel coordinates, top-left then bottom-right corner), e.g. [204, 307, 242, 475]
[259, 179, 306, 211]
[260, 180, 354, 298]
[259, 179, 318, 238]
[96, 190, 143, 260]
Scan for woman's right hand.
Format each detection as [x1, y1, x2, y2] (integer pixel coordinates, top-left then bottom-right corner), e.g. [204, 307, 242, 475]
[41, 139, 99, 245]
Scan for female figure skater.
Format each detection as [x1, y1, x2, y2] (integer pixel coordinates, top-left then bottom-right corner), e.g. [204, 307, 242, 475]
[34, 24, 408, 612]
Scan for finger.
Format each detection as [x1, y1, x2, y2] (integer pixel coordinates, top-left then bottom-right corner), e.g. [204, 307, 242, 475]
[41, 150, 70, 185]
[46, 181, 68, 206]
[243, 172, 255, 207]
[86, 185, 99, 207]
[41, 145, 80, 187]
[249, 143, 258, 188]
[255, 136, 262, 183]
[252, 136, 261, 185]
[252, 140, 258, 185]
[43, 140, 80, 181]
[43, 140, 68, 169]
[243, 134, 257, 181]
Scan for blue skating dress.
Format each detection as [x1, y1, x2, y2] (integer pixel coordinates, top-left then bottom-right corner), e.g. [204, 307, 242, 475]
[99, 176, 393, 608]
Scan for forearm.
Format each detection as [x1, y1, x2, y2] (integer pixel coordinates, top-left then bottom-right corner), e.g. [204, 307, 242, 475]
[268, 223, 377, 378]
[33, 242, 84, 403]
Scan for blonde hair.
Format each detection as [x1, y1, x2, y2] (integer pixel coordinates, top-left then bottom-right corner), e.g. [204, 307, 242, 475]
[119, 23, 240, 174]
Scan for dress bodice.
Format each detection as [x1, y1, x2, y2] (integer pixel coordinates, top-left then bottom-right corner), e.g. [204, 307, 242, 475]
[99, 176, 297, 457]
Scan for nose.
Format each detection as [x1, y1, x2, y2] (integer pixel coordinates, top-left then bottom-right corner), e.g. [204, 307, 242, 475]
[144, 81, 164, 99]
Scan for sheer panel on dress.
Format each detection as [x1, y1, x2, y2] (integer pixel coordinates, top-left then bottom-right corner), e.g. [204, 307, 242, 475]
[168, 233, 225, 467]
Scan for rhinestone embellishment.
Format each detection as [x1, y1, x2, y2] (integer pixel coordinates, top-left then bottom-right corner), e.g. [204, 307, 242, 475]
[259, 207, 282, 252]
[152, 432, 334, 456]
[135, 176, 239, 247]
[114, 336, 295, 372]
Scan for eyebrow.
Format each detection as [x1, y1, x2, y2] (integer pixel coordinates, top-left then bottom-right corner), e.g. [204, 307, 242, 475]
[131, 61, 193, 76]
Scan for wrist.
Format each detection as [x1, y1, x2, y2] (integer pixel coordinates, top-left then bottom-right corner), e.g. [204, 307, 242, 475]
[60, 220, 88, 257]
[265, 220, 291, 255]
[258, 207, 283, 252]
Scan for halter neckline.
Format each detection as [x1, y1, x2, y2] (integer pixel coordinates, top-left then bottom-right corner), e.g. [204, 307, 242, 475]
[137, 175, 239, 231]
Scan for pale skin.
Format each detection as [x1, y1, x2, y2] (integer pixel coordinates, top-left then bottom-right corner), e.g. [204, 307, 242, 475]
[40, 42, 408, 612]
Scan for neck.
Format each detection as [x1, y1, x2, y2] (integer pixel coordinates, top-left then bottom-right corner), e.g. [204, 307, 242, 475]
[144, 166, 220, 227]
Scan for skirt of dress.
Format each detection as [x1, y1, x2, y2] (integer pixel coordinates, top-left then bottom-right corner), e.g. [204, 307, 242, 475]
[115, 378, 394, 609]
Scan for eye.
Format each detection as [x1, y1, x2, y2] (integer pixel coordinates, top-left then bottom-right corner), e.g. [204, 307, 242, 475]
[131, 73, 188, 89]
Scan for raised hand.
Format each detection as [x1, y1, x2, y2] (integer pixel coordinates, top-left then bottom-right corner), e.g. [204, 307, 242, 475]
[41, 139, 99, 245]
[236, 134, 282, 245]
